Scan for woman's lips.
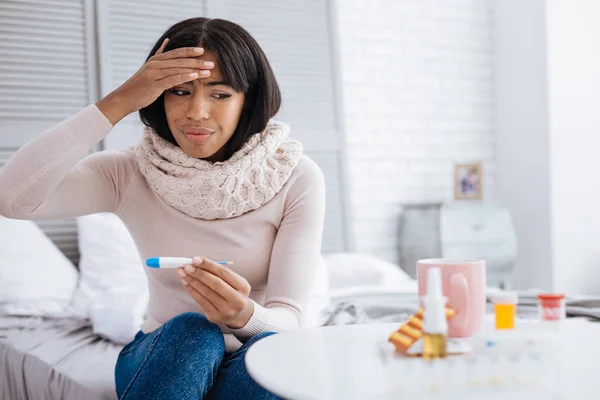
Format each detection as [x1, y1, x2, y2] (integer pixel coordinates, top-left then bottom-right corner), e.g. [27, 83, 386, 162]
[181, 127, 214, 142]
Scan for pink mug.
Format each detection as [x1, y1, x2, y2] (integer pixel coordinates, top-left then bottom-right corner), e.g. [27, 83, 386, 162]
[417, 259, 486, 337]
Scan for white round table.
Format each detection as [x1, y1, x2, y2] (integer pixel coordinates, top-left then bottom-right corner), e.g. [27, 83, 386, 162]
[245, 319, 600, 400]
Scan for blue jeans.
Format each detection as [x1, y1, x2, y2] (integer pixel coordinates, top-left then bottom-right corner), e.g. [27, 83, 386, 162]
[114, 312, 281, 399]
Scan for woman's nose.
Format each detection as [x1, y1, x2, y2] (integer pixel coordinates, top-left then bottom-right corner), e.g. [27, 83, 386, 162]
[185, 94, 210, 121]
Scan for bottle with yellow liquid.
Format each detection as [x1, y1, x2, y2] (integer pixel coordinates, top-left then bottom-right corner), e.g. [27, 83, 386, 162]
[421, 267, 448, 360]
[490, 292, 518, 330]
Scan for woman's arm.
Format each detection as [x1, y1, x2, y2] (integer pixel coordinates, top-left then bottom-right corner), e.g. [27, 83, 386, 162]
[0, 40, 217, 220]
[0, 103, 126, 219]
[229, 156, 327, 340]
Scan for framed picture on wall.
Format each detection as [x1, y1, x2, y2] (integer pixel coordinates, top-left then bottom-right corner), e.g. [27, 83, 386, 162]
[454, 162, 483, 200]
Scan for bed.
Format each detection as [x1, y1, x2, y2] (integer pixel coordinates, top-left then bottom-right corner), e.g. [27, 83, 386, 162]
[0, 315, 121, 400]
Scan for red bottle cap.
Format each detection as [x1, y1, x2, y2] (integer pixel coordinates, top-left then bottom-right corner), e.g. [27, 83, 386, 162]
[537, 293, 565, 301]
[538, 293, 565, 309]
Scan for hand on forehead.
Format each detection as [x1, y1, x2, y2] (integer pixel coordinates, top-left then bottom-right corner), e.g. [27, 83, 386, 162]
[192, 49, 225, 83]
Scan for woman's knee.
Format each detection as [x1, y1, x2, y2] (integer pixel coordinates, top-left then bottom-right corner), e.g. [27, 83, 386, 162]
[120, 313, 225, 388]
[161, 312, 225, 355]
[115, 314, 226, 399]
[164, 312, 221, 335]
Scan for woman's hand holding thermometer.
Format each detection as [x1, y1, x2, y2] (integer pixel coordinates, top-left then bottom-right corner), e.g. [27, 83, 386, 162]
[146, 257, 253, 329]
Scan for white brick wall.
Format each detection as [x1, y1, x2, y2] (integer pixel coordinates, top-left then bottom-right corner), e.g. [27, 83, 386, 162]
[334, 0, 495, 264]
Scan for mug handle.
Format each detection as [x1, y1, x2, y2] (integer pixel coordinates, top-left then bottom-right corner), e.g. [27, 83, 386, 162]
[450, 273, 469, 330]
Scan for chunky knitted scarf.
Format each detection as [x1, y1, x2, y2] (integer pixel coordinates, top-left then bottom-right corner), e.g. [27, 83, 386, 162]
[135, 120, 302, 220]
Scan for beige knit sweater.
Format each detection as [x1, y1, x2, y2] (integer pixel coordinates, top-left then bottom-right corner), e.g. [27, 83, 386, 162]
[0, 104, 326, 352]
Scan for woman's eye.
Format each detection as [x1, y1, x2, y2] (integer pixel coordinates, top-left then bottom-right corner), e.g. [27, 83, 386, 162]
[212, 93, 232, 100]
[168, 89, 190, 96]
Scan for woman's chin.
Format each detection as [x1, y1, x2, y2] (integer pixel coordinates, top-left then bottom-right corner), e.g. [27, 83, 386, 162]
[180, 146, 224, 161]
[183, 148, 214, 159]
[176, 140, 216, 159]
[174, 134, 226, 161]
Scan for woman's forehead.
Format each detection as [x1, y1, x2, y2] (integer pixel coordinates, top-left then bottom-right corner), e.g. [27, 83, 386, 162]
[199, 48, 218, 63]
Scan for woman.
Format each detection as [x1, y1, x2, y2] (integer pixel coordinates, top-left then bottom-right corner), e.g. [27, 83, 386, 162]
[0, 17, 326, 400]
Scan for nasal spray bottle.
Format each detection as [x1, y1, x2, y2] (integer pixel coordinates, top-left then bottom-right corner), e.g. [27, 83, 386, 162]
[422, 267, 448, 360]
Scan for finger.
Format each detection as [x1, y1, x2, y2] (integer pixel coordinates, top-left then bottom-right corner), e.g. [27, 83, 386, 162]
[180, 266, 229, 300]
[182, 282, 219, 317]
[154, 59, 215, 70]
[195, 268, 242, 304]
[152, 46, 204, 61]
[182, 276, 232, 320]
[157, 71, 210, 91]
[155, 38, 169, 56]
[155, 68, 210, 82]
[193, 257, 249, 293]
[183, 273, 229, 308]
[154, 68, 209, 80]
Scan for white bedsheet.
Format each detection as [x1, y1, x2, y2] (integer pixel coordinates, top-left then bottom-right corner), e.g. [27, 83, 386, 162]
[0, 315, 121, 400]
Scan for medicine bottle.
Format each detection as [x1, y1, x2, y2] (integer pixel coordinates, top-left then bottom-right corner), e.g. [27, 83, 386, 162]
[537, 293, 565, 331]
[490, 292, 518, 330]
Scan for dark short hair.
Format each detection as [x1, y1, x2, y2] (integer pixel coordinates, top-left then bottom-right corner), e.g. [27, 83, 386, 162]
[139, 17, 281, 159]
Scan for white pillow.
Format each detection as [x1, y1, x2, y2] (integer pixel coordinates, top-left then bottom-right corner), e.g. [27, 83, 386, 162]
[72, 213, 148, 344]
[324, 252, 412, 291]
[0, 216, 79, 316]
